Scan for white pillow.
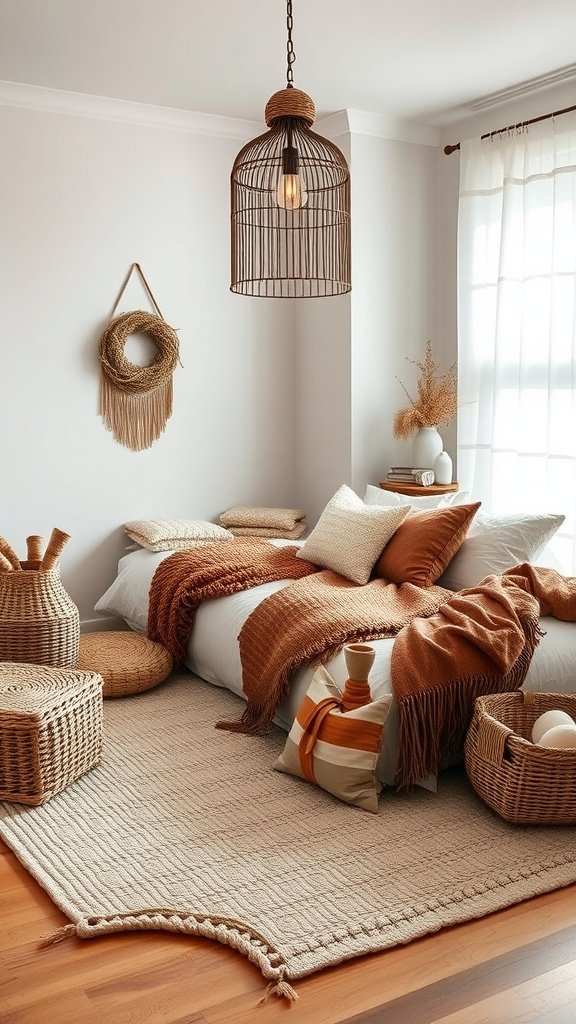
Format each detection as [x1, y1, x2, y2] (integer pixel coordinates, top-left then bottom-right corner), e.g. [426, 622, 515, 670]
[297, 484, 410, 584]
[363, 484, 470, 510]
[124, 518, 234, 552]
[438, 511, 565, 591]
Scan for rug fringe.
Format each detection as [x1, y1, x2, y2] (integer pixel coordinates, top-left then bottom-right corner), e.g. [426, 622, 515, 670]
[39, 923, 77, 947]
[258, 969, 299, 1004]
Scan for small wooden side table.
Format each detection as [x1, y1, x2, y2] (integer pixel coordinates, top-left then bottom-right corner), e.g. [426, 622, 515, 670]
[379, 481, 459, 497]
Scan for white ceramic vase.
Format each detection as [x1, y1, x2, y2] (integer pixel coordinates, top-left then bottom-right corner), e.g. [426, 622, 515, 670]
[412, 426, 443, 469]
[433, 450, 453, 485]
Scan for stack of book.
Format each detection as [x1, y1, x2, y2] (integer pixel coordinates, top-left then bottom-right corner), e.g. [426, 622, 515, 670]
[386, 467, 435, 487]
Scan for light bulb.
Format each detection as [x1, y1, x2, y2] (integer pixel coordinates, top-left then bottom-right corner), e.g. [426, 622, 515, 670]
[276, 142, 307, 209]
[276, 173, 307, 209]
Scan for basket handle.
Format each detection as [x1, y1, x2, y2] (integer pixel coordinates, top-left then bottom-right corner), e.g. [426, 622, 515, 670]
[475, 715, 513, 767]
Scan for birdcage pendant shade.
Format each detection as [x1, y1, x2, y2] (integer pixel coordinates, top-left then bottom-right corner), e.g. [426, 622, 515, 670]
[231, 109, 351, 298]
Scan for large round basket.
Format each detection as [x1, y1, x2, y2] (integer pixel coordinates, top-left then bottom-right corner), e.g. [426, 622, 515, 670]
[0, 566, 79, 668]
[465, 691, 576, 826]
[77, 631, 173, 698]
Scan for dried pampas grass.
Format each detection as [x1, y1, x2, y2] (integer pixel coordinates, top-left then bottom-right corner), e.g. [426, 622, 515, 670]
[393, 342, 457, 440]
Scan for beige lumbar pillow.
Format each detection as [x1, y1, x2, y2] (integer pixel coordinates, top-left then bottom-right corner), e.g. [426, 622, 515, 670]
[124, 518, 234, 552]
[296, 484, 410, 584]
[219, 506, 306, 530]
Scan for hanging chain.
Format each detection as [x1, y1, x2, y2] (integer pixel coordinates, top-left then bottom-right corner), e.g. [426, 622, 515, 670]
[286, 0, 295, 88]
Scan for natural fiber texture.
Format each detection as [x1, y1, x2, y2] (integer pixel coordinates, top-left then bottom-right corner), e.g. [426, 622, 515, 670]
[227, 523, 307, 540]
[125, 518, 233, 551]
[147, 539, 319, 664]
[0, 663, 103, 805]
[218, 571, 448, 736]
[99, 310, 180, 451]
[0, 565, 79, 667]
[2, 677, 576, 999]
[465, 691, 576, 825]
[264, 88, 316, 126]
[391, 563, 576, 788]
[77, 631, 173, 698]
[297, 485, 411, 584]
[219, 506, 306, 530]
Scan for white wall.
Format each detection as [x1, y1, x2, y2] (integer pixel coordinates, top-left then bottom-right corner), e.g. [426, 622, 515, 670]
[350, 131, 438, 495]
[0, 93, 296, 623]
[294, 117, 441, 519]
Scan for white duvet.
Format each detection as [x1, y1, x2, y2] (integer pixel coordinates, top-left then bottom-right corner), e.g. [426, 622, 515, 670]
[94, 544, 576, 788]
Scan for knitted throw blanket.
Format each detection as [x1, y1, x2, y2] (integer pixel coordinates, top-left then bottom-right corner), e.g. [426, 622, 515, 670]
[215, 571, 449, 735]
[147, 539, 319, 664]
[391, 562, 576, 787]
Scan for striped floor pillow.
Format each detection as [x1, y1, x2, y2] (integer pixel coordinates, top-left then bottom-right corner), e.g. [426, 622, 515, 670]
[274, 666, 392, 813]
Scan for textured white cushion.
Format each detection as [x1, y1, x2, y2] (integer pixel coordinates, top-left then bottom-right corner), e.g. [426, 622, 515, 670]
[363, 484, 470, 510]
[124, 518, 234, 552]
[438, 511, 565, 591]
[297, 485, 410, 584]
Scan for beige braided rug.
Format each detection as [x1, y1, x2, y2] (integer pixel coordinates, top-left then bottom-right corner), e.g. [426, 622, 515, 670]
[1, 674, 576, 1002]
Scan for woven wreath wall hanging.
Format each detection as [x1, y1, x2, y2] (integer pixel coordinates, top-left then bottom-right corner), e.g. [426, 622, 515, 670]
[99, 263, 181, 451]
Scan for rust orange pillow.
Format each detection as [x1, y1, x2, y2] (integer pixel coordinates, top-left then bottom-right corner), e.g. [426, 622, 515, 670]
[373, 502, 481, 587]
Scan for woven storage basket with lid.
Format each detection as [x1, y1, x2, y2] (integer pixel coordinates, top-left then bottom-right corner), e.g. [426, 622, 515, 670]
[465, 691, 576, 825]
[0, 662, 103, 805]
[0, 566, 79, 668]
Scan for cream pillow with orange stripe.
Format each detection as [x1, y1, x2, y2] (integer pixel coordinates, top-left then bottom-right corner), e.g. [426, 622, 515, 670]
[274, 666, 392, 813]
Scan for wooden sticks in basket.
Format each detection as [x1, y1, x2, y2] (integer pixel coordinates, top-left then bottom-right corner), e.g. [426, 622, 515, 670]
[0, 529, 71, 572]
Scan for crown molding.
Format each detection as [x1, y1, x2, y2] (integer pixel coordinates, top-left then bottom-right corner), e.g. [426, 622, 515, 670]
[345, 109, 440, 147]
[468, 63, 576, 112]
[0, 80, 262, 140]
[0, 82, 441, 148]
[316, 109, 440, 147]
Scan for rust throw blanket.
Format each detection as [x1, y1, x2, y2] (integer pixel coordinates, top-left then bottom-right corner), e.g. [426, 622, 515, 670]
[147, 539, 318, 664]
[216, 572, 450, 734]
[392, 563, 576, 787]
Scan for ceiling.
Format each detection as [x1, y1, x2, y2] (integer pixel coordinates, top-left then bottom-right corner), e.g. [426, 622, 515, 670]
[1, 0, 575, 127]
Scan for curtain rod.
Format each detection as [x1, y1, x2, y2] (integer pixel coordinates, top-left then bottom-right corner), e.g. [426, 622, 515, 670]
[443, 102, 576, 155]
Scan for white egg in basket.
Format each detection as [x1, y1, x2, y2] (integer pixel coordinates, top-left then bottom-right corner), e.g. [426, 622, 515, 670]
[538, 724, 576, 749]
[531, 709, 575, 744]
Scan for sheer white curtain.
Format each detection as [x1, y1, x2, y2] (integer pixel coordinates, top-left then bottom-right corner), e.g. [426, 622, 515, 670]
[457, 118, 576, 573]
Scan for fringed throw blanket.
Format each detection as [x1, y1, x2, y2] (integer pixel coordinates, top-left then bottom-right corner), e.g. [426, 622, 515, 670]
[148, 542, 576, 790]
[392, 563, 576, 787]
[147, 539, 319, 665]
[217, 562, 576, 787]
[216, 572, 450, 735]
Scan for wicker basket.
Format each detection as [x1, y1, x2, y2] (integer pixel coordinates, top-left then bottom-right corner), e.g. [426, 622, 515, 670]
[465, 691, 576, 825]
[0, 566, 79, 667]
[0, 662, 103, 805]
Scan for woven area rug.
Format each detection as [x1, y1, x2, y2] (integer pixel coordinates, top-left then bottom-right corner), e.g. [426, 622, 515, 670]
[2, 674, 576, 1001]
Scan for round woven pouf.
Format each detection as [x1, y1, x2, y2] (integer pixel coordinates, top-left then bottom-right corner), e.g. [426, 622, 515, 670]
[77, 631, 173, 698]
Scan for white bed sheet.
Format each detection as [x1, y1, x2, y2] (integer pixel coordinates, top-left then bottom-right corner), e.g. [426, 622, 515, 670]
[94, 545, 576, 788]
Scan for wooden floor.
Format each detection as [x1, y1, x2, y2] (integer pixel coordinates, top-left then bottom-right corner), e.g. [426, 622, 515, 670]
[2, 840, 576, 1024]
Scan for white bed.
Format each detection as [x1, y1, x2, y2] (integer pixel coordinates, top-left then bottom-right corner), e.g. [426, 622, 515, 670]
[94, 540, 576, 789]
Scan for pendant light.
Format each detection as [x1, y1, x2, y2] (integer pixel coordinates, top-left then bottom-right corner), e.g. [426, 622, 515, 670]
[230, 0, 351, 298]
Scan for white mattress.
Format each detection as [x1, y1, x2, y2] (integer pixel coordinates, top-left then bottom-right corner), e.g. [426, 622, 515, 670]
[95, 545, 576, 788]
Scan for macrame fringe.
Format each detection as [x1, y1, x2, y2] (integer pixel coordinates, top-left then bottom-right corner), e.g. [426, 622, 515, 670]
[258, 969, 299, 1004]
[100, 375, 173, 452]
[39, 923, 78, 947]
[37, 916, 299, 1003]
